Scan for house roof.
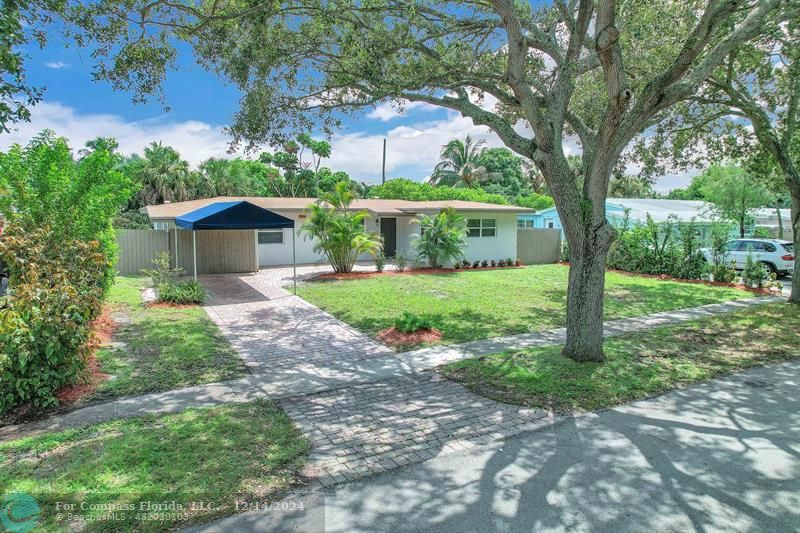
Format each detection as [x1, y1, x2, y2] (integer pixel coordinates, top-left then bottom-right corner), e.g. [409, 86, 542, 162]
[605, 198, 715, 223]
[144, 196, 534, 220]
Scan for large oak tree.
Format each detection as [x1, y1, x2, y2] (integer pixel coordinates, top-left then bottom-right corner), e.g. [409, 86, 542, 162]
[10, 0, 791, 360]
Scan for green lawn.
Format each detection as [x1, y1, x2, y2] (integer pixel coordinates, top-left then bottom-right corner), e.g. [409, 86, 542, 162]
[0, 400, 308, 532]
[296, 265, 751, 348]
[442, 302, 800, 412]
[91, 276, 245, 400]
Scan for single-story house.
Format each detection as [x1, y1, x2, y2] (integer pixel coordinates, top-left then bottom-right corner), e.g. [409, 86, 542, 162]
[518, 198, 721, 239]
[143, 197, 533, 274]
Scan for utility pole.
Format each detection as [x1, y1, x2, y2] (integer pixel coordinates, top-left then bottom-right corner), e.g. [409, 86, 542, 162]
[381, 138, 387, 184]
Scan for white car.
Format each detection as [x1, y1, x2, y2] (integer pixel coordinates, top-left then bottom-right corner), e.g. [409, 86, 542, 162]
[702, 238, 795, 276]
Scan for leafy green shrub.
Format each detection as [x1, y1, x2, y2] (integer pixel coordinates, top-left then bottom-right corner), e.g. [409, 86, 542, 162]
[560, 239, 570, 262]
[742, 253, 771, 288]
[0, 131, 134, 295]
[157, 281, 207, 304]
[141, 251, 182, 286]
[0, 226, 107, 413]
[490, 260, 497, 267]
[395, 252, 407, 272]
[301, 181, 382, 273]
[753, 227, 770, 238]
[375, 251, 385, 273]
[412, 208, 467, 268]
[394, 312, 435, 333]
[473, 260, 480, 268]
[461, 259, 471, 269]
[707, 262, 737, 283]
[498, 259, 506, 267]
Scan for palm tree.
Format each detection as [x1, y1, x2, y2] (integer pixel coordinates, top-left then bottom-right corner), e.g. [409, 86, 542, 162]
[301, 181, 382, 273]
[429, 135, 496, 188]
[138, 142, 193, 204]
[412, 208, 467, 268]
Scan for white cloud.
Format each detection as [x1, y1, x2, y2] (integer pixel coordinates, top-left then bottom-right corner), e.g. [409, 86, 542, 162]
[44, 61, 71, 69]
[0, 101, 241, 166]
[366, 100, 439, 121]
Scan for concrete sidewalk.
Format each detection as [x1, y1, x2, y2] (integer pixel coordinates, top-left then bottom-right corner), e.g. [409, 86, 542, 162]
[0, 295, 782, 443]
[193, 360, 800, 533]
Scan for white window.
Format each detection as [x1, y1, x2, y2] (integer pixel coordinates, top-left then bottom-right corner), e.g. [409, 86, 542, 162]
[258, 230, 284, 244]
[518, 219, 534, 229]
[467, 218, 496, 238]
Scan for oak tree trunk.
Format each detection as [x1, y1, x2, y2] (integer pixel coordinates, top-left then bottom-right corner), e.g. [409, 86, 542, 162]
[561, 222, 616, 362]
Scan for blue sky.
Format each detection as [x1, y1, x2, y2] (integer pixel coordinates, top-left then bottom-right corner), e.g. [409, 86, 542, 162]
[2, 35, 693, 191]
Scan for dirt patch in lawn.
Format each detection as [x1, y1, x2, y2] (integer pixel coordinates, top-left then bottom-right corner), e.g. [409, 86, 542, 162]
[316, 265, 523, 281]
[377, 326, 442, 346]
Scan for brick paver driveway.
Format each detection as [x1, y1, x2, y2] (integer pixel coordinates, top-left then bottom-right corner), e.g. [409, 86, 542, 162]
[280, 374, 549, 487]
[201, 266, 394, 374]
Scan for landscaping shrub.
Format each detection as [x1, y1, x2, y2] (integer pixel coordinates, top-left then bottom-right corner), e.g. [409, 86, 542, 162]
[157, 280, 207, 304]
[481, 260, 489, 267]
[375, 251, 385, 273]
[742, 253, 771, 288]
[141, 251, 182, 286]
[395, 252, 407, 272]
[394, 312, 435, 333]
[473, 260, 480, 268]
[454, 262, 461, 269]
[0, 226, 107, 412]
[498, 259, 506, 267]
[412, 208, 467, 268]
[461, 259, 471, 269]
[301, 181, 382, 273]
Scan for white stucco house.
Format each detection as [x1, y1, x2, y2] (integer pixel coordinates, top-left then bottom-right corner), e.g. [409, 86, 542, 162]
[144, 197, 532, 273]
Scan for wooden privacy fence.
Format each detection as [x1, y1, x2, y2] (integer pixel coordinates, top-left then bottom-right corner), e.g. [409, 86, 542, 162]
[116, 229, 170, 274]
[516, 228, 561, 265]
[116, 228, 258, 275]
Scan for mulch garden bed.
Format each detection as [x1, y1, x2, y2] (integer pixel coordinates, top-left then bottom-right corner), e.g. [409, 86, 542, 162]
[377, 326, 443, 346]
[558, 261, 782, 296]
[316, 265, 524, 281]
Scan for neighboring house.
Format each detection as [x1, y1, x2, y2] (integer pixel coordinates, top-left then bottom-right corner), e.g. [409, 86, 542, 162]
[753, 207, 794, 240]
[519, 198, 722, 240]
[143, 197, 532, 273]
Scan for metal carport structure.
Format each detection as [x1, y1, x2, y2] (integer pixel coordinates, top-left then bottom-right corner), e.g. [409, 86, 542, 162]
[174, 200, 298, 292]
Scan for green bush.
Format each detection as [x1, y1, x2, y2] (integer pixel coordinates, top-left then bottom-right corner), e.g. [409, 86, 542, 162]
[157, 281, 207, 304]
[742, 253, 771, 289]
[394, 312, 435, 333]
[707, 262, 737, 283]
[412, 208, 467, 268]
[141, 251, 182, 287]
[395, 251, 407, 272]
[375, 251, 385, 273]
[0, 226, 107, 413]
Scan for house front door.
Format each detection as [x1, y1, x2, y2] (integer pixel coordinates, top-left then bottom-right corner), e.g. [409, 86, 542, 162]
[380, 218, 397, 257]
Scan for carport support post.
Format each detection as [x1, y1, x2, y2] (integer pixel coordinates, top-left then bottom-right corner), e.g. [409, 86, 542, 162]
[174, 226, 179, 271]
[192, 230, 197, 281]
[254, 229, 259, 273]
[292, 226, 297, 295]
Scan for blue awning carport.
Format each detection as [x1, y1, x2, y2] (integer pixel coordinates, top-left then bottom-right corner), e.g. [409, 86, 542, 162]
[174, 201, 297, 291]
